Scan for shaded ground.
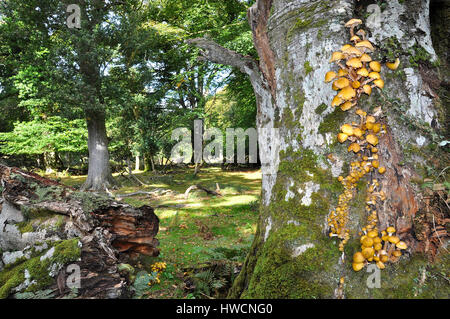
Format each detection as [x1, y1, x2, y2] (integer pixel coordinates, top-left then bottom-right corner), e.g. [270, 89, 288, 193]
[44, 166, 261, 298]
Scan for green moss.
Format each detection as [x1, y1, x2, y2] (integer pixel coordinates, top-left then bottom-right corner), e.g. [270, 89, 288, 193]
[318, 108, 346, 134]
[315, 103, 328, 115]
[16, 221, 34, 234]
[242, 224, 339, 298]
[0, 239, 81, 298]
[71, 191, 110, 213]
[304, 61, 313, 75]
[408, 45, 433, 67]
[343, 253, 450, 298]
[285, 2, 331, 43]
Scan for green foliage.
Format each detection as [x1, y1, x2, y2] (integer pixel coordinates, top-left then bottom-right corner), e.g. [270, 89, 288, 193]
[0, 117, 87, 155]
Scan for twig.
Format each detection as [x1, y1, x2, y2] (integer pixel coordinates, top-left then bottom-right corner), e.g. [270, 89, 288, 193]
[432, 214, 449, 252]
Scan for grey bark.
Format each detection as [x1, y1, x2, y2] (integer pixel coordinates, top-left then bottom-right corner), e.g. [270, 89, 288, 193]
[189, 0, 449, 299]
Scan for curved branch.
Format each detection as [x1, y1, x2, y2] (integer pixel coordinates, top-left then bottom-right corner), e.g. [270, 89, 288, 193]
[186, 38, 259, 78]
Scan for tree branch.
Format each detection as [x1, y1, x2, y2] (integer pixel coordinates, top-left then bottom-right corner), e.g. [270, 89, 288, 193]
[186, 38, 259, 78]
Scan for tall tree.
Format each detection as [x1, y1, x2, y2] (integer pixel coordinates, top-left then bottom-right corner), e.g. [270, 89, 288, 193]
[189, 0, 449, 298]
[0, 0, 146, 190]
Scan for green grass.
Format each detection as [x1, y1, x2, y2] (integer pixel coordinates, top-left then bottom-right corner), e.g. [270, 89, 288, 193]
[46, 166, 261, 298]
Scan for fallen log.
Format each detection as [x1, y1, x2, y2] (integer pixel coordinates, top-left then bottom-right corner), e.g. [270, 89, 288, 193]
[184, 184, 222, 199]
[0, 164, 159, 299]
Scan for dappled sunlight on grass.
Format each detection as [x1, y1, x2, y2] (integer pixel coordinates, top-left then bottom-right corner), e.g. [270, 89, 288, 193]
[44, 166, 261, 298]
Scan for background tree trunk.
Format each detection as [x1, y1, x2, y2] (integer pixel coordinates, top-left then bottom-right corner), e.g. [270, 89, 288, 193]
[81, 110, 115, 191]
[191, 0, 449, 298]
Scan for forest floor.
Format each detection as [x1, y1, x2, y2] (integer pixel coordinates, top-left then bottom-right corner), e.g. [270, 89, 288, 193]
[44, 167, 261, 299]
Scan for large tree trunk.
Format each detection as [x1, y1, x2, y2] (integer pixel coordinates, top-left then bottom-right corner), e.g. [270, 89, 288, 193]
[190, 0, 449, 299]
[81, 110, 115, 191]
[0, 164, 159, 299]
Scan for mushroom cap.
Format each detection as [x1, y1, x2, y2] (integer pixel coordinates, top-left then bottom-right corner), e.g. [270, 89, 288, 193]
[342, 46, 362, 56]
[353, 127, 363, 137]
[366, 134, 379, 146]
[356, 29, 366, 38]
[367, 230, 378, 238]
[345, 18, 362, 27]
[330, 51, 344, 62]
[356, 67, 369, 77]
[376, 261, 386, 269]
[369, 61, 381, 72]
[372, 160, 379, 168]
[362, 247, 375, 259]
[352, 262, 365, 272]
[353, 252, 365, 263]
[331, 94, 344, 107]
[348, 142, 361, 153]
[340, 101, 353, 111]
[338, 86, 356, 100]
[352, 80, 361, 89]
[360, 53, 372, 62]
[341, 124, 354, 135]
[386, 226, 396, 234]
[374, 78, 384, 89]
[338, 68, 348, 77]
[373, 236, 382, 244]
[334, 77, 350, 88]
[388, 236, 400, 244]
[346, 57, 362, 68]
[378, 167, 386, 174]
[362, 236, 374, 247]
[350, 35, 361, 42]
[325, 71, 337, 82]
[366, 115, 376, 123]
[362, 84, 372, 95]
[337, 133, 349, 143]
[372, 123, 381, 133]
[393, 250, 402, 257]
[380, 255, 389, 263]
[355, 40, 375, 51]
[368, 71, 380, 79]
[396, 241, 407, 250]
[374, 243, 383, 251]
[386, 57, 400, 70]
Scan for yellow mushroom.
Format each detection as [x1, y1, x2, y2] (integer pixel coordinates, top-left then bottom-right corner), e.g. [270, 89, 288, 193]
[346, 57, 363, 68]
[386, 58, 400, 70]
[373, 79, 384, 89]
[330, 51, 344, 62]
[331, 95, 344, 107]
[362, 84, 372, 95]
[337, 133, 349, 143]
[340, 101, 353, 111]
[325, 71, 337, 82]
[360, 53, 372, 62]
[334, 77, 350, 88]
[338, 86, 356, 100]
[341, 124, 354, 135]
[366, 134, 379, 146]
[369, 61, 381, 72]
[348, 142, 361, 153]
[352, 262, 365, 271]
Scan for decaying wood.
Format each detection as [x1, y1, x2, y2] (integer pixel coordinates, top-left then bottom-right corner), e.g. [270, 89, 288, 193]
[0, 164, 160, 298]
[184, 184, 222, 199]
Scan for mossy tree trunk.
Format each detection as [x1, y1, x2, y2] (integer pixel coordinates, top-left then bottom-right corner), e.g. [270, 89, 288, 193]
[190, 0, 449, 299]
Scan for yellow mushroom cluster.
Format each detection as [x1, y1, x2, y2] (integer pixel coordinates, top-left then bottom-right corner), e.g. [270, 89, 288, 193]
[352, 227, 408, 271]
[325, 18, 394, 112]
[148, 262, 167, 286]
[325, 18, 403, 274]
[328, 107, 386, 251]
